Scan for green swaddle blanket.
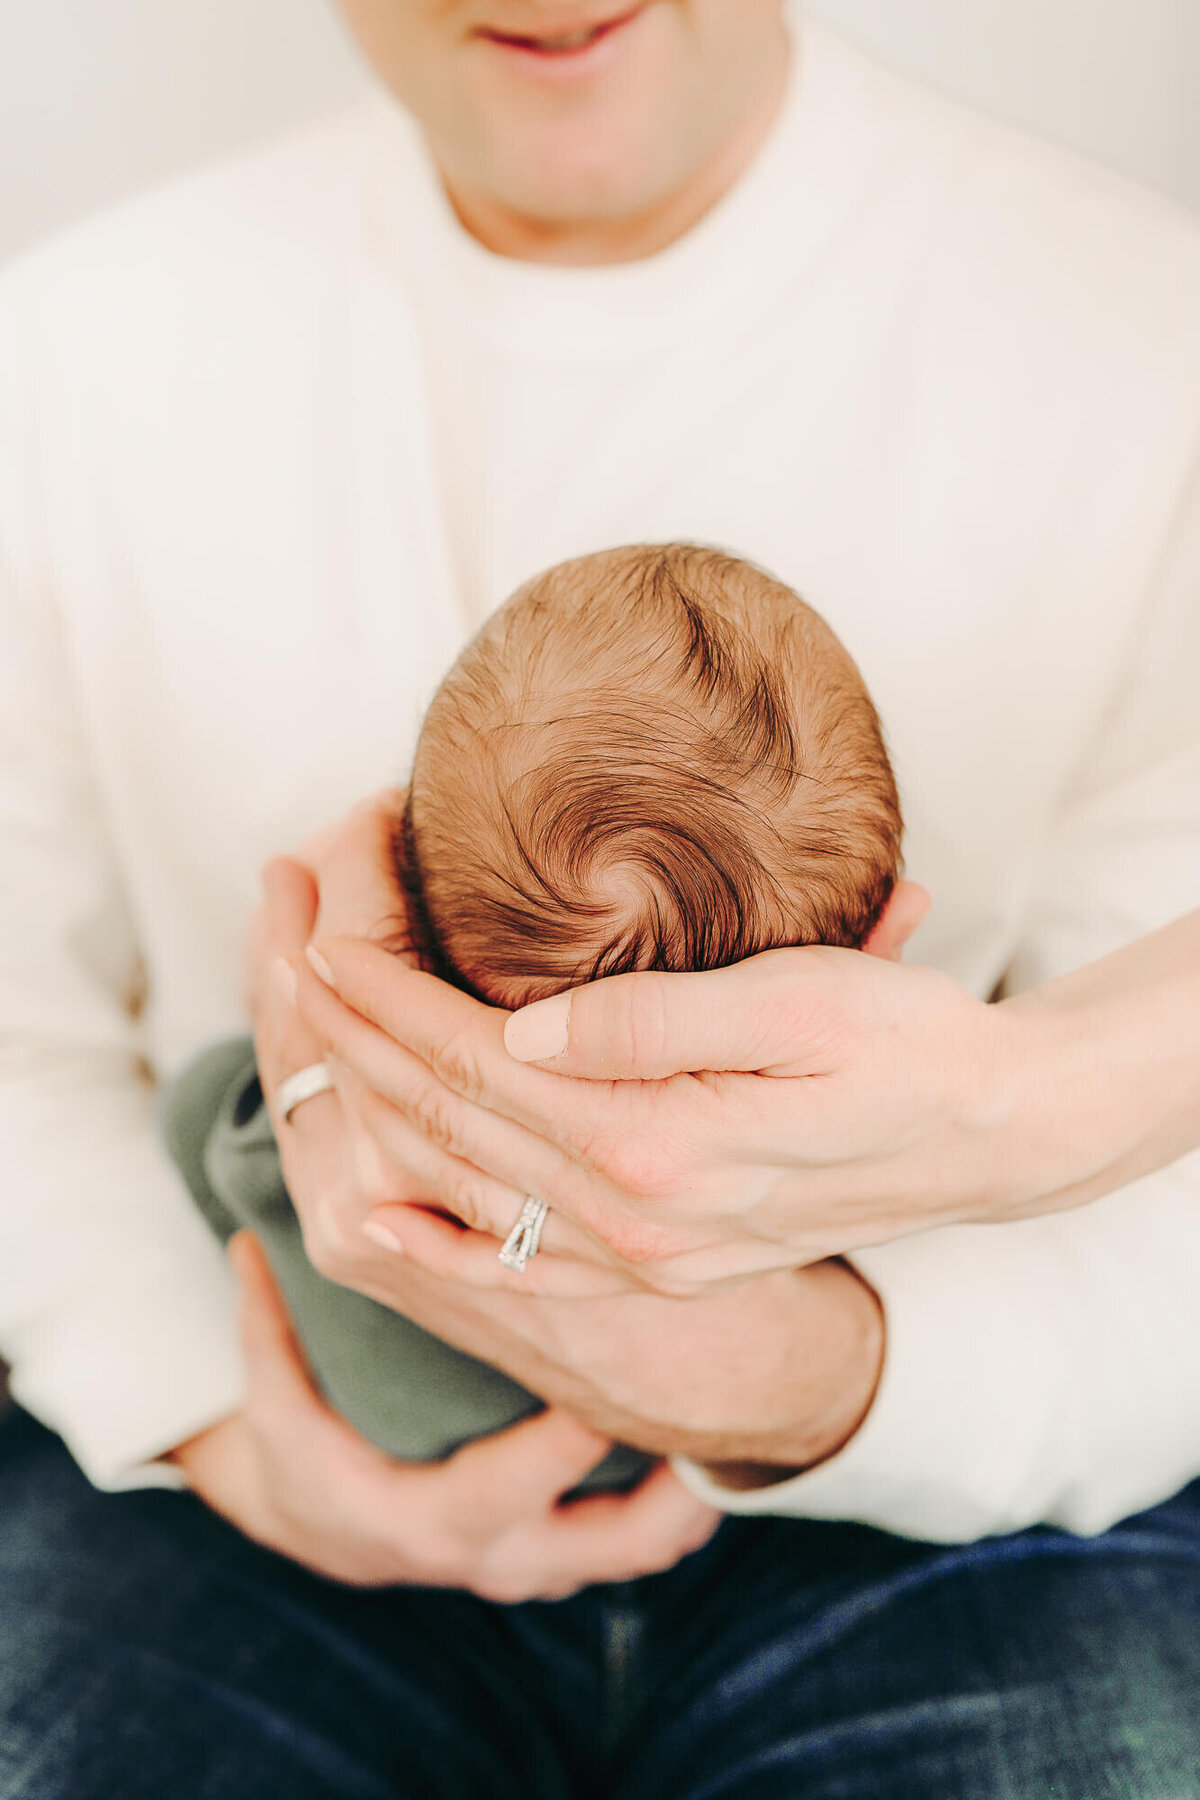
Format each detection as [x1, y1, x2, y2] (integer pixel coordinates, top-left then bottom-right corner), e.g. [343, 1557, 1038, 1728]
[161, 1038, 648, 1494]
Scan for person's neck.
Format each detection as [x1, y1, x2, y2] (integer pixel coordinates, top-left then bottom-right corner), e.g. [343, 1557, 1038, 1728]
[439, 42, 791, 267]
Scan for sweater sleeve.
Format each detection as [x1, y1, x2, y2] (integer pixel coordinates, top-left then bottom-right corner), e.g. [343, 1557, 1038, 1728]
[0, 281, 243, 1491]
[677, 458, 1200, 1541]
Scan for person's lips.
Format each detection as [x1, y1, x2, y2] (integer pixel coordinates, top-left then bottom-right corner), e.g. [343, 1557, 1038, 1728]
[473, 6, 646, 63]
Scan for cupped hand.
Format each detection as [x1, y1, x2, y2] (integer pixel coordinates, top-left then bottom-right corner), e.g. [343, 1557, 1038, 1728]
[251, 802, 946, 1296]
[168, 1232, 718, 1596]
[251, 847, 632, 1301]
[286, 927, 1028, 1294]
[248, 838, 883, 1482]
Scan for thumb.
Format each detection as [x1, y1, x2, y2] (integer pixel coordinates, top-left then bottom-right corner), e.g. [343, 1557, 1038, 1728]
[258, 856, 320, 956]
[502, 952, 828, 1080]
[229, 1230, 330, 1425]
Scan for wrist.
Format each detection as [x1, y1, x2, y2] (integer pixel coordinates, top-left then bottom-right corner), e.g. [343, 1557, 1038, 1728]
[995, 918, 1200, 1215]
[163, 1411, 252, 1495]
[698, 1260, 885, 1485]
[936, 974, 1123, 1223]
[1014, 914, 1200, 1209]
[960, 991, 1065, 1214]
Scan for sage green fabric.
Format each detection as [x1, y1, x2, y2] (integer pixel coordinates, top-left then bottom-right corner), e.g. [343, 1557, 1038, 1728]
[160, 1039, 647, 1493]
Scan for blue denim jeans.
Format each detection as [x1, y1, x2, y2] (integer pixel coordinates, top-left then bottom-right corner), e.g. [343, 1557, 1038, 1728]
[3, 1410, 1200, 1798]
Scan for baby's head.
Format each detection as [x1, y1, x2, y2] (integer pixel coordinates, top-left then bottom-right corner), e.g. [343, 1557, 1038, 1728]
[397, 545, 904, 1010]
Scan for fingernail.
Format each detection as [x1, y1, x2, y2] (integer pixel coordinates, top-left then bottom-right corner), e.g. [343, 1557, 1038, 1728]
[305, 944, 334, 986]
[362, 1219, 405, 1254]
[504, 993, 570, 1062]
[271, 957, 298, 1005]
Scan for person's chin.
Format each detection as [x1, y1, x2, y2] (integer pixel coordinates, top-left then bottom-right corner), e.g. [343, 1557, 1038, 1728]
[453, 17, 685, 198]
[477, 108, 684, 225]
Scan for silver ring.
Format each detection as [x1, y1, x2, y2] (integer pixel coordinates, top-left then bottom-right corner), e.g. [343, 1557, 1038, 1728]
[498, 1197, 549, 1272]
[275, 1060, 335, 1123]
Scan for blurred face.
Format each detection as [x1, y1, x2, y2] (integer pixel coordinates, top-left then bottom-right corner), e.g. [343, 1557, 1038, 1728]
[333, 1, 789, 256]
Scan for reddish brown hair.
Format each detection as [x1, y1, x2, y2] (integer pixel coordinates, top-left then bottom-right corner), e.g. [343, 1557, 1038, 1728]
[396, 544, 902, 1009]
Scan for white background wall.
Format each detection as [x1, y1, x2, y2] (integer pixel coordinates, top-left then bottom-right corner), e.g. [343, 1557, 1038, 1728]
[1, 0, 1198, 265]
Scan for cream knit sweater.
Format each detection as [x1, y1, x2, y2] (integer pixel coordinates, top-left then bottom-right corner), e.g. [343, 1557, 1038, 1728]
[1, 23, 1198, 1540]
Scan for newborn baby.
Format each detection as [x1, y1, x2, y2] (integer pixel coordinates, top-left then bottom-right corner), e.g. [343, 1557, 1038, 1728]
[398, 543, 901, 1008]
[164, 544, 904, 1492]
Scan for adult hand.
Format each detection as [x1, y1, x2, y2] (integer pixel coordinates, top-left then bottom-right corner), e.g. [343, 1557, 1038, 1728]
[324, 1248, 884, 1479]
[251, 845, 621, 1301]
[255, 798, 952, 1296]
[292, 897, 1200, 1292]
[169, 1232, 718, 1595]
[252, 827, 883, 1484]
[287, 929, 1016, 1292]
[495, 916, 1200, 1248]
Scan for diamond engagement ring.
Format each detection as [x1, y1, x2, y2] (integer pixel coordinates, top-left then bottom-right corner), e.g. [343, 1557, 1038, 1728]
[275, 1060, 335, 1123]
[498, 1197, 550, 1272]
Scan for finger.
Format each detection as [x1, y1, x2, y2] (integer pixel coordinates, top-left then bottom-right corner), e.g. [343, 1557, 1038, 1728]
[339, 1065, 528, 1237]
[253, 864, 330, 1099]
[539, 1462, 720, 1585]
[363, 1203, 639, 1299]
[270, 1064, 342, 1144]
[300, 938, 628, 1164]
[247, 859, 317, 1007]
[258, 989, 331, 1121]
[291, 949, 619, 1238]
[306, 791, 419, 950]
[344, 1072, 620, 1268]
[445, 1407, 615, 1527]
[259, 857, 321, 958]
[503, 947, 845, 1078]
[232, 1230, 406, 1485]
[860, 879, 932, 960]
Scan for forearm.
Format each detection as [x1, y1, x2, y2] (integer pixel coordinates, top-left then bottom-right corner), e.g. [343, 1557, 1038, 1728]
[691, 1263, 884, 1487]
[999, 910, 1200, 1214]
[426, 1261, 888, 1477]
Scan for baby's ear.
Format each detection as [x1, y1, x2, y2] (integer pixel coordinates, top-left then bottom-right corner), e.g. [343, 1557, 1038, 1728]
[861, 881, 931, 962]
